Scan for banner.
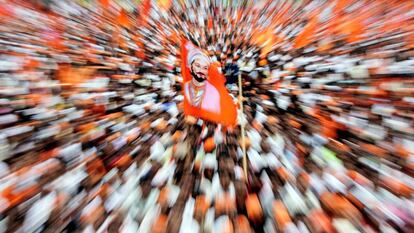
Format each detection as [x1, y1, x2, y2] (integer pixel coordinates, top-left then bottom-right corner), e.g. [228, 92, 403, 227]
[181, 39, 237, 126]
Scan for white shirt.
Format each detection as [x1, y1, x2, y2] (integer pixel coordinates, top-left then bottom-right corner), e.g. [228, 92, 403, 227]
[22, 192, 57, 233]
[200, 173, 220, 203]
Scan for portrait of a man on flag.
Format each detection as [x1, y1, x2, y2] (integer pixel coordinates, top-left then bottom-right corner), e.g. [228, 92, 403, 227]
[181, 39, 237, 126]
[184, 45, 221, 114]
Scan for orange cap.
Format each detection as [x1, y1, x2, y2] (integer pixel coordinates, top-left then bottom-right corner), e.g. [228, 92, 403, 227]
[272, 200, 291, 230]
[235, 215, 252, 233]
[153, 214, 168, 233]
[222, 217, 234, 233]
[215, 193, 236, 215]
[361, 143, 387, 157]
[158, 187, 169, 207]
[308, 210, 335, 233]
[115, 155, 132, 168]
[252, 120, 262, 131]
[172, 131, 183, 141]
[195, 195, 210, 216]
[245, 194, 263, 221]
[267, 116, 278, 125]
[204, 137, 216, 153]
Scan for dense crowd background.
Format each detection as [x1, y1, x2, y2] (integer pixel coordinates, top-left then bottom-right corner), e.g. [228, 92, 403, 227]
[0, 0, 414, 232]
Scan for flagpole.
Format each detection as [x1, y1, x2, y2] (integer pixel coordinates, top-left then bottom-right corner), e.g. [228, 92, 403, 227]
[238, 73, 248, 180]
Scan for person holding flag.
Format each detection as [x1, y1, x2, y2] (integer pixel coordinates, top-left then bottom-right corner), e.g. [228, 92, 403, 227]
[181, 39, 237, 126]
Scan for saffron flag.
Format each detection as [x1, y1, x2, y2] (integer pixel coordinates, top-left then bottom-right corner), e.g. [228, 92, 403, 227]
[117, 9, 130, 28]
[137, 0, 151, 26]
[181, 39, 237, 126]
[99, 0, 110, 8]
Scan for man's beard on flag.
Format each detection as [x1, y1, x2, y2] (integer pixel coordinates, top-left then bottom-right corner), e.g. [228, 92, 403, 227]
[190, 69, 206, 83]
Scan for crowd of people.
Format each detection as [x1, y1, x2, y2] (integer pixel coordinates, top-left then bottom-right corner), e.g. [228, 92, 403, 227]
[0, 0, 414, 232]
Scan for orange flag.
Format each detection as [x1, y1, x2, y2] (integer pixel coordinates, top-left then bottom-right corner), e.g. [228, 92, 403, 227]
[334, 0, 350, 15]
[181, 39, 237, 126]
[138, 0, 152, 26]
[338, 15, 365, 43]
[207, 17, 213, 30]
[99, 0, 110, 9]
[293, 17, 318, 49]
[117, 9, 130, 28]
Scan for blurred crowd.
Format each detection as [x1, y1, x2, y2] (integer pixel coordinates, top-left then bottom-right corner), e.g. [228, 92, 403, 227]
[0, 0, 414, 232]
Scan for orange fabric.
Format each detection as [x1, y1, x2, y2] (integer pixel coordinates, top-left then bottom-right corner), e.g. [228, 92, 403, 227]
[204, 137, 216, 152]
[318, 39, 333, 53]
[99, 0, 110, 8]
[276, 167, 291, 182]
[245, 194, 263, 221]
[215, 193, 236, 215]
[347, 170, 370, 185]
[195, 195, 210, 216]
[87, 158, 106, 184]
[361, 143, 387, 157]
[294, 17, 318, 49]
[153, 215, 168, 233]
[382, 177, 414, 196]
[26, 59, 40, 69]
[56, 65, 94, 85]
[347, 193, 364, 209]
[11, 185, 39, 208]
[101, 112, 123, 121]
[273, 201, 291, 230]
[172, 131, 183, 141]
[395, 145, 409, 158]
[138, 0, 152, 26]
[117, 9, 130, 28]
[115, 155, 132, 167]
[334, 0, 351, 15]
[0, 5, 13, 19]
[320, 117, 337, 139]
[208, 17, 213, 30]
[235, 216, 252, 233]
[341, 18, 365, 43]
[308, 210, 335, 233]
[252, 120, 262, 131]
[158, 187, 169, 206]
[77, 122, 98, 133]
[127, 130, 139, 143]
[267, 116, 278, 125]
[222, 217, 234, 233]
[181, 39, 237, 126]
[252, 29, 274, 56]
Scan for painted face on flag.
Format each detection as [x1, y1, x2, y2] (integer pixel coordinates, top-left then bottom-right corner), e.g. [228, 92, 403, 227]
[191, 58, 209, 82]
[188, 49, 210, 83]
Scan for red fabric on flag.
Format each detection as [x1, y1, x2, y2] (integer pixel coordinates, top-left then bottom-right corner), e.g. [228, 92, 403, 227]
[181, 39, 237, 126]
